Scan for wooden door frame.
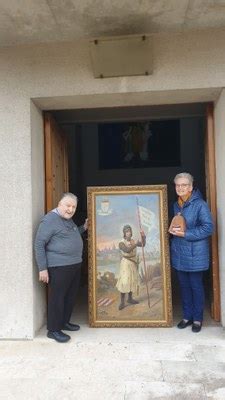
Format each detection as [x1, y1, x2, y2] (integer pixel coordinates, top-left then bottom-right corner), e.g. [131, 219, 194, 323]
[205, 103, 221, 321]
[44, 112, 69, 212]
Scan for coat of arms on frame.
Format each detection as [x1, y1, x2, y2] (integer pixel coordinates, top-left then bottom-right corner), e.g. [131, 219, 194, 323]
[87, 185, 172, 327]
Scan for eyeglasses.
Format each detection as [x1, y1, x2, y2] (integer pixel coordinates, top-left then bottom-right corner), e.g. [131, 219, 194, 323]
[175, 184, 190, 188]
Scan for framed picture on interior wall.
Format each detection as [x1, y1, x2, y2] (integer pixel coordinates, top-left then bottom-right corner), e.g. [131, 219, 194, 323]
[87, 185, 172, 327]
[98, 119, 180, 169]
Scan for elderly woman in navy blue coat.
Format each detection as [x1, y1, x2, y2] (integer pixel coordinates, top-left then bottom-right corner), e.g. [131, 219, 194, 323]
[169, 172, 214, 332]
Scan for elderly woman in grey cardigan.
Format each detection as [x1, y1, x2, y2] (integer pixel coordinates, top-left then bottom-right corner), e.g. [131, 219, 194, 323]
[34, 193, 87, 343]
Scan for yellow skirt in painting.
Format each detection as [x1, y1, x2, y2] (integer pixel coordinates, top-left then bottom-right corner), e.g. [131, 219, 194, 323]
[116, 258, 138, 294]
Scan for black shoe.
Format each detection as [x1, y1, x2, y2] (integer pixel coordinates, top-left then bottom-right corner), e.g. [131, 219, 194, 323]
[47, 330, 71, 343]
[192, 322, 202, 333]
[127, 298, 139, 304]
[63, 322, 80, 331]
[177, 319, 193, 329]
[119, 302, 126, 310]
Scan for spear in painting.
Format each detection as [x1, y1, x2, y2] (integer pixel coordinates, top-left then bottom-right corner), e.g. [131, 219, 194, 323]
[136, 196, 151, 308]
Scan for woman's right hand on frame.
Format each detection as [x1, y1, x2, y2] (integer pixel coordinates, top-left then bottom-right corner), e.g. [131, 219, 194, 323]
[39, 270, 49, 284]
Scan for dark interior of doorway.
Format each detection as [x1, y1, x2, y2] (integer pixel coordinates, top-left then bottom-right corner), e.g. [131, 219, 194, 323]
[52, 102, 216, 325]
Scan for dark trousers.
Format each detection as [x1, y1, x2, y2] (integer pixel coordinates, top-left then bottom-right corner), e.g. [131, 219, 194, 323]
[177, 270, 205, 322]
[47, 263, 81, 331]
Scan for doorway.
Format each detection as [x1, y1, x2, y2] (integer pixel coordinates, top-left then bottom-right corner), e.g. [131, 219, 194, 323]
[44, 102, 220, 324]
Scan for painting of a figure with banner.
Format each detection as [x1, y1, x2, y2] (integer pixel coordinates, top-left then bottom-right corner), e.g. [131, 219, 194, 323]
[87, 185, 172, 327]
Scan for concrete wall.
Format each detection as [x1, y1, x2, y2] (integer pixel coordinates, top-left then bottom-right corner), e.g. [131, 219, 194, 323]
[214, 89, 225, 326]
[1, 28, 225, 337]
[31, 102, 46, 335]
[1, 29, 225, 106]
[0, 97, 34, 338]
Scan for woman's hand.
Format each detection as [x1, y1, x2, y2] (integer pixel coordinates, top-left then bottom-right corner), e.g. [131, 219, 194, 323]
[169, 228, 185, 237]
[39, 270, 49, 284]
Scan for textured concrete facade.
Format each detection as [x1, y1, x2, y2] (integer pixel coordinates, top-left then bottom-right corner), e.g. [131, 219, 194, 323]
[1, 0, 225, 46]
[1, 29, 225, 338]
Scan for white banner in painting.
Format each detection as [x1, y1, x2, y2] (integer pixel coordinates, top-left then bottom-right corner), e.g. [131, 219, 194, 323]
[138, 206, 155, 231]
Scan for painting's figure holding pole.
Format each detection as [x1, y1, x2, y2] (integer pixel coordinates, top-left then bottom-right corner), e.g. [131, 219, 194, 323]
[116, 225, 146, 310]
[136, 197, 152, 308]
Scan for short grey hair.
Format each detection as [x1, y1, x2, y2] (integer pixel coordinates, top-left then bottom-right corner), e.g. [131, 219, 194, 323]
[174, 172, 194, 185]
[59, 192, 78, 203]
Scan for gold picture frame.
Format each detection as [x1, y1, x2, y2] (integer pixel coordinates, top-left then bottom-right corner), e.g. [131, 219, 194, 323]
[87, 185, 172, 327]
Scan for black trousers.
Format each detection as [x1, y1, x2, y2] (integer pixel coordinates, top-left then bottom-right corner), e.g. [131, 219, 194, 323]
[47, 263, 81, 331]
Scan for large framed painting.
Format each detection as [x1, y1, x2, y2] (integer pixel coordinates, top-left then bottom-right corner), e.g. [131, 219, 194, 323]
[87, 185, 172, 327]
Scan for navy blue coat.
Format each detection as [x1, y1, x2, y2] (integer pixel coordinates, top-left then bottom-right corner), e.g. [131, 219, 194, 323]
[170, 189, 214, 272]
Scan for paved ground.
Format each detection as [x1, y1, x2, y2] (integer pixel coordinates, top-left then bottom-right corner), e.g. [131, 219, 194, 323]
[1, 298, 225, 400]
